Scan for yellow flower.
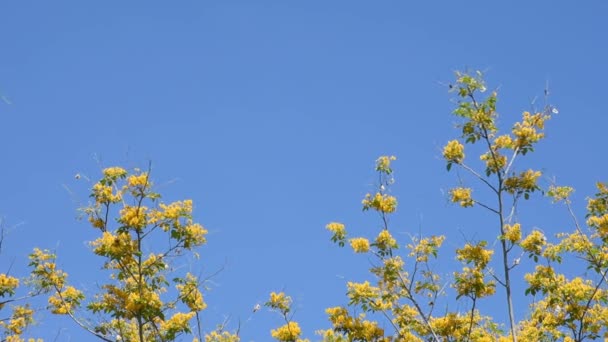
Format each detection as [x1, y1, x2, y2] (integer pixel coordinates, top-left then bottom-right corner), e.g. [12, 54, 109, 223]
[547, 185, 573, 203]
[456, 242, 493, 269]
[0, 273, 19, 297]
[347, 281, 379, 301]
[504, 169, 541, 194]
[92, 182, 122, 203]
[480, 151, 506, 174]
[521, 230, 546, 255]
[450, 187, 473, 207]
[443, 140, 465, 163]
[103, 167, 127, 179]
[326, 222, 347, 245]
[160, 312, 195, 339]
[493, 134, 513, 149]
[48, 286, 83, 314]
[177, 273, 207, 312]
[362, 193, 397, 213]
[349, 238, 370, 253]
[270, 321, 302, 341]
[503, 223, 522, 243]
[512, 111, 550, 151]
[205, 330, 240, 342]
[267, 292, 292, 313]
[375, 155, 397, 173]
[119, 205, 148, 229]
[375, 230, 398, 251]
[127, 172, 149, 188]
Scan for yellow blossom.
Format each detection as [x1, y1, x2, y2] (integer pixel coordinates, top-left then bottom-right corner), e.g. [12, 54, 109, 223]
[271, 321, 302, 341]
[450, 187, 473, 207]
[512, 111, 550, 151]
[119, 205, 148, 229]
[375, 229, 398, 252]
[205, 330, 240, 342]
[0, 273, 19, 297]
[480, 151, 506, 174]
[326, 222, 346, 238]
[103, 167, 127, 179]
[456, 242, 493, 269]
[443, 140, 465, 163]
[504, 169, 541, 194]
[177, 273, 207, 312]
[375, 155, 397, 173]
[547, 185, 574, 203]
[349, 237, 370, 253]
[503, 223, 522, 243]
[48, 286, 84, 314]
[493, 134, 513, 149]
[127, 172, 149, 188]
[362, 192, 397, 213]
[92, 182, 122, 203]
[521, 230, 546, 255]
[267, 292, 291, 313]
[160, 312, 195, 339]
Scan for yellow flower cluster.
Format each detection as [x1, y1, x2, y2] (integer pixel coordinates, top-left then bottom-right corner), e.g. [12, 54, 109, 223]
[183, 223, 208, 248]
[586, 183, 608, 238]
[270, 321, 302, 341]
[408, 235, 445, 262]
[520, 230, 546, 255]
[512, 111, 550, 149]
[375, 155, 396, 173]
[125, 289, 162, 315]
[29, 248, 68, 290]
[347, 281, 379, 303]
[442, 140, 465, 163]
[91, 232, 137, 259]
[504, 169, 541, 194]
[159, 200, 193, 220]
[326, 222, 346, 241]
[450, 187, 473, 207]
[92, 183, 122, 204]
[587, 214, 608, 237]
[349, 237, 370, 253]
[547, 185, 574, 203]
[103, 167, 127, 179]
[587, 183, 608, 214]
[0, 305, 34, 336]
[453, 267, 496, 299]
[177, 273, 206, 312]
[48, 286, 83, 314]
[119, 205, 148, 229]
[127, 172, 149, 188]
[375, 230, 398, 252]
[0, 273, 19, 297]
[480, 151, 507, 174]
[325, 307, 385, 340]
[524, 265, 557, 295]
[267, 292, 292, 314]
[362, 193, 397, 213]
[493, 134, 513, 149]
[503, 223, 522, 243]
[160, 312, 195, 339]
[456, 242, 493, 269]
[205, 330, 240, 342]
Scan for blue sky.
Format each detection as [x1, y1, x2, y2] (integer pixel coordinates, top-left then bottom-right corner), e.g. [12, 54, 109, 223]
[1, 1, 607, 340]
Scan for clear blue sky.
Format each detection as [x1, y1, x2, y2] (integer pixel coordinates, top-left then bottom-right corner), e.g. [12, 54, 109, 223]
[1, 1, 607, 341]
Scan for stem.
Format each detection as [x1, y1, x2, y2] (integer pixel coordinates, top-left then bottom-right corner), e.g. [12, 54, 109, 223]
[469, 89, 517, 341]
[467, 296, 477, 341]
[576, 268, 608, 341]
